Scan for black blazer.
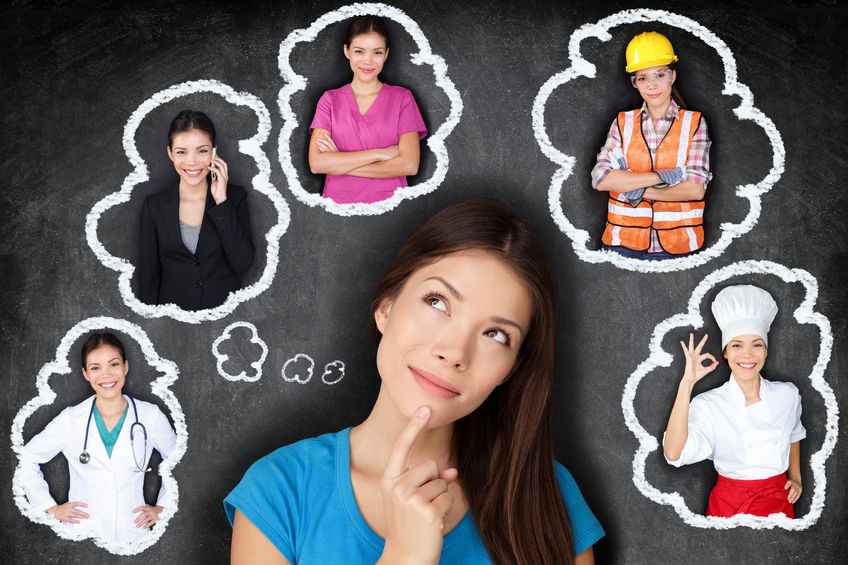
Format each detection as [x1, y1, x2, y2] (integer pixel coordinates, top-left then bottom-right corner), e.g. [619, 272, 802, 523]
[137, 183, 255, 310]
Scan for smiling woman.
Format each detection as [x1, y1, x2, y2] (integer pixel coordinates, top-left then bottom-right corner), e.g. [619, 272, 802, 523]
[663, 285, 806, 518]
[136, 109, 255, 311]
[224, 199, 605, 564]
[307, 16, 428, 204]
[18, 332, 177, 544]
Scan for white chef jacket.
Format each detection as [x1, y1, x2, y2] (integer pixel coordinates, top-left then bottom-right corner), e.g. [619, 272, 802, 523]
[664, 375, 805, 480]
[18, 395, 177, 543]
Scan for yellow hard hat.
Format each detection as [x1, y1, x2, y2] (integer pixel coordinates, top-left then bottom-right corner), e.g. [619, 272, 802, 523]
[625, 32, 678, 73]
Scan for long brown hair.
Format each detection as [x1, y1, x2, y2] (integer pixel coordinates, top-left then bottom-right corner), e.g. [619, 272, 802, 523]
[369, 198, 574, 564]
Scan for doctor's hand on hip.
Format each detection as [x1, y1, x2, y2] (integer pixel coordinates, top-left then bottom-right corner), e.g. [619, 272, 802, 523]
[46, 501, 89, 523]
[133, 504, 164, 528]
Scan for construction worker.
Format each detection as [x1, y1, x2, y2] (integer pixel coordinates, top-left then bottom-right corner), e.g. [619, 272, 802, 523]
[591, 31, 712, 260]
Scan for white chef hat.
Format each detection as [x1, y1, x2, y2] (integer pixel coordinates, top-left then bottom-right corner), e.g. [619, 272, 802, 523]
[711, 284, 778, 349]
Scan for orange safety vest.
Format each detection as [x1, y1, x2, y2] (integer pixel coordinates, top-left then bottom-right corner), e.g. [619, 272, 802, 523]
[601, 108, 705, 254]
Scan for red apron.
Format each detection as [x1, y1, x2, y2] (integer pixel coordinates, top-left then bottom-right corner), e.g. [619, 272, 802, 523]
[707, 473, 794, 518]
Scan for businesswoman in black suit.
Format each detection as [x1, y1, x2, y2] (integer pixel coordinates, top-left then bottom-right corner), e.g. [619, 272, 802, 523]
[137, 110, 255, 311]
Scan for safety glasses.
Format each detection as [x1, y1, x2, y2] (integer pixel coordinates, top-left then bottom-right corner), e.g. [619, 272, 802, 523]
[631, 69, 674, 87]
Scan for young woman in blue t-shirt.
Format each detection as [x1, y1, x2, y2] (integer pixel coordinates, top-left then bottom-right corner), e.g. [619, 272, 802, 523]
[225, 199, 604, 564]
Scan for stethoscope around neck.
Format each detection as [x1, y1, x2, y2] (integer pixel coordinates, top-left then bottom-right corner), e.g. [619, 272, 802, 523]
[79, 395, 150, 472]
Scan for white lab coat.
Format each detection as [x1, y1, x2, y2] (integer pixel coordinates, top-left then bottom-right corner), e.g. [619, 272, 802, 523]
[18, 394, 177, 543]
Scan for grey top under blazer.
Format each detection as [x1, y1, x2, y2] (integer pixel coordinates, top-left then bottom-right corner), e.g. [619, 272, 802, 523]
[137, 183, 254, 311]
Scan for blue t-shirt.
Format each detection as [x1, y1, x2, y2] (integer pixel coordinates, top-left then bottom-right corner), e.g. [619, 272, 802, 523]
[224, 428, 604, 564]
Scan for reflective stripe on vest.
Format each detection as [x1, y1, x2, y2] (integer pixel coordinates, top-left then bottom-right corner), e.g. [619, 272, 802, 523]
[601, 108, 705, 254]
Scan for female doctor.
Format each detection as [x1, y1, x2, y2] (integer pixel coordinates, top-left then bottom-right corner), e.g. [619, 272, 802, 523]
[19, 332, 177, 543]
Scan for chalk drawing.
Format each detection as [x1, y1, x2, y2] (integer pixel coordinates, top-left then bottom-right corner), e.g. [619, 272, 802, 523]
[622, 261, 837, 529]
[212, 321, 269, 382]
[278, 2, 463, 215]
[281, 353, 315, 384]
[85, 79, 289, 323]
[10, 317, 187, 555]
[532, 9, 785, 272]
[321, 360, 346, 385]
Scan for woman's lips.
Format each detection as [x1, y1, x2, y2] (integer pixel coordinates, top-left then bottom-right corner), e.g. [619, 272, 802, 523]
[409, 366, 460, 399]
[100, 381, 118, 389]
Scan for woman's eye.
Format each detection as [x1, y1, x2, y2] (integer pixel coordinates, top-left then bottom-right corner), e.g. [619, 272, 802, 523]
[425, 295, 447, 312]
[485, 329, 510, 346]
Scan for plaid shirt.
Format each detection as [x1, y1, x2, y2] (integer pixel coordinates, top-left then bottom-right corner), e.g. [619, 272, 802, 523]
[591, 100, 712, 253]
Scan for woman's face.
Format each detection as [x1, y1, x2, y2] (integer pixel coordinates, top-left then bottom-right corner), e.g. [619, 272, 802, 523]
[374, 250, 533, 428]
[724, 334, 768, 381]
[167, 129, 214, 187]
[631, 65, 675, 108]
[343, 32, 388, 83]
[81, 345, 128, 399]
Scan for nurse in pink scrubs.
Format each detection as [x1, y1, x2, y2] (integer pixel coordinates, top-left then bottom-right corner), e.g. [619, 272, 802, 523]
[308, 16, 428, 204]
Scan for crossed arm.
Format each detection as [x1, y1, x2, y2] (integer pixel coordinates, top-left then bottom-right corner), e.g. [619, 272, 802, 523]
[596, 171, 706, 201]
[308, 129, 421, 178]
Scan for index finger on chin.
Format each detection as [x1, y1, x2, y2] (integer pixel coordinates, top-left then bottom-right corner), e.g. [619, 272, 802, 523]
[383, 406, 431, 479]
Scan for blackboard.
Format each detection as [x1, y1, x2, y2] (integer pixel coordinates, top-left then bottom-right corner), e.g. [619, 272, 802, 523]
[1, 0, 846, 563]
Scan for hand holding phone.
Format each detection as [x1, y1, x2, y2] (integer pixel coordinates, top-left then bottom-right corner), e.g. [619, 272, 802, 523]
[211, 147, 218, 180]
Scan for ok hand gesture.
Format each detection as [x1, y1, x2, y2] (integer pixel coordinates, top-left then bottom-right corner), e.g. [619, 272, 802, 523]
[679, 333, 719, 385]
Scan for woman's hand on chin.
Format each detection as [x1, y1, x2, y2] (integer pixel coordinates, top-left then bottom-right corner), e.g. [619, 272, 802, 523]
[377, 406, 457, 565]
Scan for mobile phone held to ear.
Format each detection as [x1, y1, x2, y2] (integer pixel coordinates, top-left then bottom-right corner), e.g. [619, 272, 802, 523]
[211, 147, 217, 181]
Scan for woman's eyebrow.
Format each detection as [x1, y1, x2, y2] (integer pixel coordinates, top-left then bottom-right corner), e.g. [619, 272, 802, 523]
[491, 316, 524, 336]
[424, 276, 463, 300]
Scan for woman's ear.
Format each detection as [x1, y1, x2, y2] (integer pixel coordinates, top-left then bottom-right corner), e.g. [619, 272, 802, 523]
[670, 69, 676, 85]
[384, 47, 389, 62]
[166, 146, 174, 162]
[81, 367, 90, 383]
[343, 44, 351, 60]
[374, 298, 393, 334]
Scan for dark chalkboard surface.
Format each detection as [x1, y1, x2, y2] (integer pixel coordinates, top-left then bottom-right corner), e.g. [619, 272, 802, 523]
[2, 1, 846, 563]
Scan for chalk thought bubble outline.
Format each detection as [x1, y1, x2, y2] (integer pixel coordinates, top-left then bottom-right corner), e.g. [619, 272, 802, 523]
[532, 9, 785, 272]
[321, 360, 346, 385]
[85, 79, 290, 323]
[282, 353, 315, 384]
[212, 321, 269, 382]
[10, 317, 187, 555]
[622, 260, 837, 529]
[277, 2, 463, 216]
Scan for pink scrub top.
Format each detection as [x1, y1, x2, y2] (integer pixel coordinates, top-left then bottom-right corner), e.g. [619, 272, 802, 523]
[310, 83, 427, 204]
